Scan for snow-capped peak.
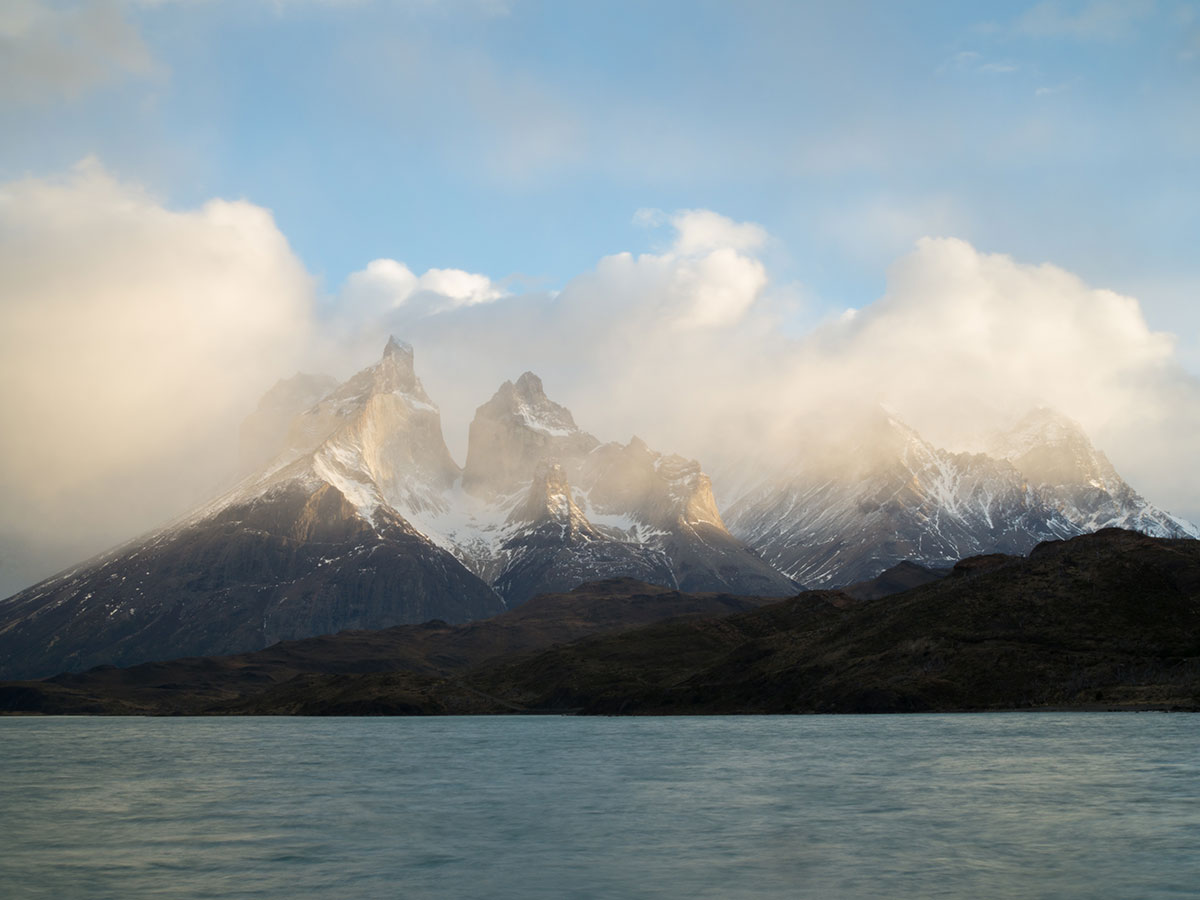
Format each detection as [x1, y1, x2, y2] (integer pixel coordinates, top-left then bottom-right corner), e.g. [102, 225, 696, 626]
[463, 374, 599, 497]
[989, 406, 1120, 490]
[509, 461, 588, 529]
[495, 372, 579, 437]
[371, 335, 429, 402]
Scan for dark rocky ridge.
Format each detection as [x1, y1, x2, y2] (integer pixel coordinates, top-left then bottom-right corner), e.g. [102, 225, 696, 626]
[840, 560, 950, 602]
[5, 530, 1198, 715]
[471, 528, 1200, 714]
[0, 579, 777, 714]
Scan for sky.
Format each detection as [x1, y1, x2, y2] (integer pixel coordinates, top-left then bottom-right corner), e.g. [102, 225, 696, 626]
[1, 0, 1199, 596]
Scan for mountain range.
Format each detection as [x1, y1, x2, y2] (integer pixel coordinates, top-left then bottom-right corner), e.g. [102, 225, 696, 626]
[0, 339, 792, 678]
[724, 406, 1196, 585]
[0, 337, 1194, 680]
[4, 529, 1198, 715]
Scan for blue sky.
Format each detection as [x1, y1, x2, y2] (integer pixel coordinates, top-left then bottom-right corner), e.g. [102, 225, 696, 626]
[3, 0, 1198, 357]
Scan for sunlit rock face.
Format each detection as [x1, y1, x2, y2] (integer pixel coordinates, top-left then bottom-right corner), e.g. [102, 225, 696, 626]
[0, 338, 503, 680]
[7, 333, 1189, 681]
[725, 406, 1198, 587]
[462, 372, 599, 498]
[437, 372, 798, 604]
[0, 338, 795, 678]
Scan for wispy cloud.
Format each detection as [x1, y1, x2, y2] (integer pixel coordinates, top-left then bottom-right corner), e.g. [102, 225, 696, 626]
[937, 49, 1022, 75]
[0, 0, 158, 104]
[1017, 0, 1156, 40]
[1035, 79, 1077, 95]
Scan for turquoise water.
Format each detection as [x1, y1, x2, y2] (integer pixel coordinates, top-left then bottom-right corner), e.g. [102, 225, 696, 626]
[1, 714, 1198, 899]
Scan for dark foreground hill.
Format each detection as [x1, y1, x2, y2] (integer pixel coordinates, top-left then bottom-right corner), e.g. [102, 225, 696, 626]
[472, 529, 1200, 714]
[3, 529, 1199, 715]
[0, 580, 774, 715]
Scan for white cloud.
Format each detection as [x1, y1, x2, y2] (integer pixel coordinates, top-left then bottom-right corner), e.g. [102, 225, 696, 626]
[784, 238, 1200, 517]
[0, 160, 315, 594]
[664, 209, 769, 256]
[340, 258, 506, 319]
[329, 223, 1200, 527]
[0, 0, 157, 104]
[5, 187, 1200, 594]
[823, 194, 969, 265]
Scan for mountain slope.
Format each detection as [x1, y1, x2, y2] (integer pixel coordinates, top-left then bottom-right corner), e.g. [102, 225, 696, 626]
[465, 528, 1200, 714]
[7, 529, 1196, 716]
[725, 408, 1196, 586]
[0, 340, 504, 679]
[416, 373, 799, 603]
[0, 339, 792, 678]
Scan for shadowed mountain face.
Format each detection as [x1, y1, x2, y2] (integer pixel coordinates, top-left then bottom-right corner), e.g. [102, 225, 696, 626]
[405, 370, 799, 604]
[4, 530, 1198, 716]
[2, 335, 1194, 681]
[0, 579, 780, 715]
[725, 408, 1197, 587]
[0, 340, 507, 680]
[0, 340, 791, 678]
[0, 475, 502, 682]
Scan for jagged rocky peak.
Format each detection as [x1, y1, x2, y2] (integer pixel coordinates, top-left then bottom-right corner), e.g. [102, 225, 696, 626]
[374, 335, 426, 398]
[581, 437, 726, 531]
[255, 337, 455, 490]
[509, 461, 588, 532]
[989, 407, 1121, 490]
[328, 334, 430, 403]
[500, 371, 579, 434]
[310, 337, 461, 511]
[463, 372, 600, 496]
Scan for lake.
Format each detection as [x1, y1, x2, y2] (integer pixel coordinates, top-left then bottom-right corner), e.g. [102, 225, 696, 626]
[2, 714, 1197, 899]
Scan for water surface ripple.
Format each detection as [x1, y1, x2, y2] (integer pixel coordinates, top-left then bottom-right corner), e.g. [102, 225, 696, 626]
[2, 714, 1197, 899]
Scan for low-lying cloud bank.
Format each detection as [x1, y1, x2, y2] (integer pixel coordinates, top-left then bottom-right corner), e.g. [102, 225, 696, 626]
[334, 211, 1200, 524]
[1, 162, 1197, 595]
[0, 161, 314, 594]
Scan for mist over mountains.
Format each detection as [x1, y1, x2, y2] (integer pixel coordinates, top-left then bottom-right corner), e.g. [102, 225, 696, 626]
[4, 175, 1200, 603]
[0, 336, 1193, 680]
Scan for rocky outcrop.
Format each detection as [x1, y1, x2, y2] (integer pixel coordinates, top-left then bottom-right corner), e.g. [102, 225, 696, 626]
[463, 372, 599, 497]
[448, 379, 798, 602]
[493, 464, 678, 605]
